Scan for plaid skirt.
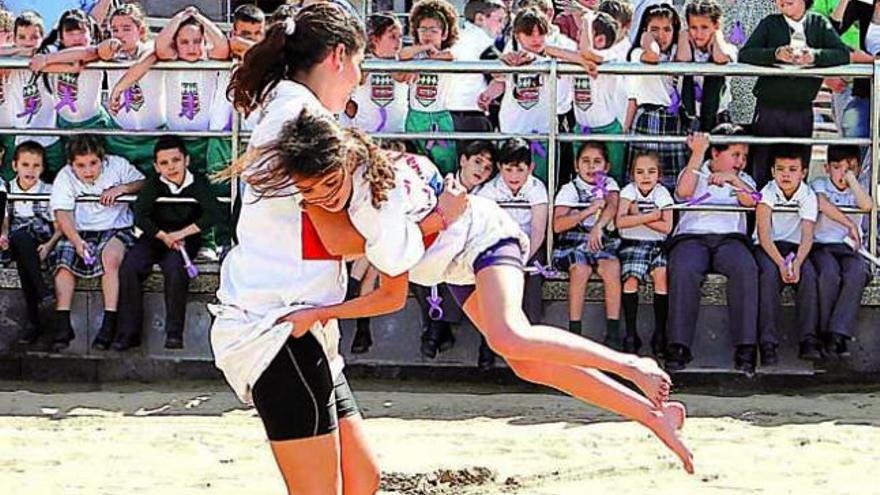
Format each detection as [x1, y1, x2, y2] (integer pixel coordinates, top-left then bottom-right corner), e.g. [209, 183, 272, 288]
[553, 232, 621, 272]
[627, 105, 688, 190]
[51, 228, 136, 278]
[619, 239, 667, 283]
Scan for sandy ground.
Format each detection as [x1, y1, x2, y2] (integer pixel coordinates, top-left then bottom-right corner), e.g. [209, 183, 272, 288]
[1, 380, 880, 495]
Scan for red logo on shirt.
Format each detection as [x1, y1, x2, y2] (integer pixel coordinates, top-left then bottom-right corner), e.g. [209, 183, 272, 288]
[513, 74, 542, 110]
[574, 77, 593, 112]
[370, 74, 394, 108]
[414, 73, 439, 108]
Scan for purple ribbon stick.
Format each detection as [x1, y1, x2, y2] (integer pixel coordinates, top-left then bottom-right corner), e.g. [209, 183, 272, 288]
[529, 261, 557, 278]
[427, 285, 444, 321]
[426, 122, 449, 151]
[736, 188, 763, 203]
[783, 252, 796, 276]
[730, 21, 747, 47]
[375, 107, 388, 132]
[82, 245, 96, 266]
[54, 83, 78, 113]
[592, 171, 609, 221]
[667, 87, 681, 115]
[685, 192, 712, 206]
[179, 93, 198, 120]
[179, 245, 199, 279]
[694, 81, 703, 103]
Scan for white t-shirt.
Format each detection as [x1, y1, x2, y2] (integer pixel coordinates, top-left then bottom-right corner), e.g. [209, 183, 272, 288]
[477, 174, 548, 237]
[555, 175, 621, 230]
[607, 39, 633, 126]
[674, 162, 757, 236]
[50, 155, 145, 231]
[572, 47, 624, 129]
[499, 54, 572, 134]
[448, 22, 497, 112]
[619, 182, 673, 241]
[7, 70, 60, 148]
[811, 176, 862, 244]
[408, 69, 453, 113]
[165, 69, 220, 131]
[627, 48, 679, 107]
[344, 71, 409, 133]
[9, 178, 53, 221]
[49, 51, 104, 124]
[106, 42, 167, 131]
[754, 180, 818, 245]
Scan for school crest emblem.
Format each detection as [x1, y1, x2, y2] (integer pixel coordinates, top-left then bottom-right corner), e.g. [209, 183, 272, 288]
[414, 73, 439, 108]
[370, 74, 395, 108]
[121, 83, 146, 113]
[18, 81, 43, 123]
[179, 82, 201, 120]
[55, 73, 80, 113]
[574, 77, 593, 112]
[513, 74, 542, 110]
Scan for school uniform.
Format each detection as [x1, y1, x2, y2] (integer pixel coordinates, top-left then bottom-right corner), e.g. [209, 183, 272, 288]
[552, 175, 621, 271]
[739, 12, 850, 187]
[448, 22, 499, 132]
[163, 67, 225, 174]
[680, 44, 737, 132]
[618, 182, 672, 282]
[626, 47, 687, 190]
[5, 69, 64, 177]
[209, 81, 358, 442]
[49, 155, 144, 278]
[405, 57, 457, 174]
[753, 180, 820, 346]
[668, 163, 759, 351]
[477, 174, 549, 322]
[343, 66, 409, 134]
[115, 170, 225, 349]
[808, 176, 870, 339]
[48, 46, 110, 129]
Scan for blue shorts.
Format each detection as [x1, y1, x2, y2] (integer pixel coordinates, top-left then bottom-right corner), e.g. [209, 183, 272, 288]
[447, 238, 523, 307]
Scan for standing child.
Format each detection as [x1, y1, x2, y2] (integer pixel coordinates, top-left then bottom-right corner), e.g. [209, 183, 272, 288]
[615, 151, 673, 356]
[597, 0, 637, 141]
[809, 144, 872, 358]
[0, 141, 61, 345]
[115, 135, 224, 351]
[553, 142, 623, 349]
[401, 0, 459, 174]
[625, 3, 687, 190]
[477, 138, 548, 368]
[677, 0, 737, 132]
[49, 134, 145, 352]
[226, 4, 267, 59]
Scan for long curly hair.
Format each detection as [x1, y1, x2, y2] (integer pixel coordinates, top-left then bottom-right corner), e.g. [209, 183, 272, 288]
[216, 110, 396, 209]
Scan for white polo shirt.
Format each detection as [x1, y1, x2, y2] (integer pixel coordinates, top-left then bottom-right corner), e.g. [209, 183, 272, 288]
[754, 180, 818, 245]
[555, 175, 620, 230]
[448, 22, 497, 112]
[9, 179, 53, 221]
[7, 69, 60, 149]
[345, 71, 409, 133]
[165, 69, 220, 131]
[105, 42, 167, 131]
[673, 162, 756, 236]
[572, 47, 624, 129]
[619, 182, 673, 241]
[49, 53, 104, 124]
[627, 47, 678, 107]
[811, 176, 862, 244]
[477, 174, 548, 237]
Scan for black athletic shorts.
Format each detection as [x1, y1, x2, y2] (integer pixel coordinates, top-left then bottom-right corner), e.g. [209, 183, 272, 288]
[251, 334, 360, 441]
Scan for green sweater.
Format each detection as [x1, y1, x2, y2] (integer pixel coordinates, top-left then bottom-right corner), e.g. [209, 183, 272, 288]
[739, 12, 851, 108]
[133, 173, 226, 241]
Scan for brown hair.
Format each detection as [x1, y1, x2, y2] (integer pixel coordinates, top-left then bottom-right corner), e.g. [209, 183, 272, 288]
[66, 134, 106, 162]
[367, 12, 402, 53]
[218, 110, 396, 209]
[410, 0, 459, 49]
[108, 3, 148, 42]
[684, 0, 723, 24]
[630, 151, 662, 177]
[512, 7, 549, 37]
[228, 2, 366, 116]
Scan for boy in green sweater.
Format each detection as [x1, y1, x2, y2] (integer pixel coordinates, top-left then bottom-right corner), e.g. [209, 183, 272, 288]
[113, 135, 226, 351]
[739, 0, 859, 188]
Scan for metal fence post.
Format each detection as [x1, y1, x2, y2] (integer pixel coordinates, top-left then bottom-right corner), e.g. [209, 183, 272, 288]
[871, 59, 879, 265]
[546, 59, 558, 267]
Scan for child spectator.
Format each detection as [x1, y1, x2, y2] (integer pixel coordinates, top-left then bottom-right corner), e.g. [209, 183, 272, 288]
[115, 136, 224, 351]
[401, 0, 459, 174]
[227, 4, 267, 59]
[476, 138, 548, 368]
[809, 144, 872, 358]
[1, 11, 65, 179]
[625, 3, 687, 190]
[414, 141, 495, 359]
[448, 0, 507, 132]
[552, 142, 622, 348]
[555, 0, 600, 43]
[49, 134, 145, 352]
[667, 127, 760, 373]
[343, 13, 409, 135]
[0, 141, 61, 345]
[615, 151, 673, 356]
[598, 0, 636, 137]
[677, 0, 737, 132]
[572, 12, 626, 184]
[739, 0, 856, 188]
[478, 7, 574, 183]
[825, 0, 874, 144]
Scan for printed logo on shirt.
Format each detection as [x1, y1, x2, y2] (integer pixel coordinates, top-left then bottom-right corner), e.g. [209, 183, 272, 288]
[414, 73, 439, 108]
[573, 77, 593, 112]
[56, 73, 80, 113]
[179, 82, 201, 120]
[513, 74, 542, 110]
[370, 74, 395, 108]
[124, 83, 146, 113]
[19, 81, 43, 124]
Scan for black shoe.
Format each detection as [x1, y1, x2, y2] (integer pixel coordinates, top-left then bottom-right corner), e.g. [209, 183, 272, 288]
[664, 344, 691, 371]
[825, 333, 850, 359]
[91, 327, 116, 351]
[38, 294, 57, 314]
[110, 335, 141, 352]
[760, 343, 779, 367]
[420, 324, 440, 359]
[420, 321, 454, 358]
[798, 338, 823, 361]
[734, 345, 757, 375]
[650, 332, 668, 359]
[477, 340, 496, 371]
[51, 328, 75, 352]
[603, 332, 624, 352]
[17, 321, 40, 345]
[350, 320, 373, 354]
[164, 335, 184, 350]
[436, 322, 456, 353]
[622, 335, 642, 354]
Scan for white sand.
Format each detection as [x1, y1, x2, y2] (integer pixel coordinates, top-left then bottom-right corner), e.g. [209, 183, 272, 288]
[2, 381, 880, 494]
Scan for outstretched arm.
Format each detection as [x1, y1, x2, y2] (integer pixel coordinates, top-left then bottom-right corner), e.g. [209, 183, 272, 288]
[108, 51, 158, 114]
[192, 10, 231, 60]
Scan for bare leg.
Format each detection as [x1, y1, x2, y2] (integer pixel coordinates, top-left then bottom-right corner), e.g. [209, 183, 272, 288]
[269, 432, 342, 495]
[651, 267, 668, 294]
[100, 238, 126, 311]
[54, 268, 76, 310]
[338, 415, 381, 495]
[568, 263, 592, 321]
[463, 265, 671, 406]
[597, 259, 621, 319]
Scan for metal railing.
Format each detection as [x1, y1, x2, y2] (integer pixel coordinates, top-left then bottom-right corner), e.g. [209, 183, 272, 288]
[0, 57, 876, 270]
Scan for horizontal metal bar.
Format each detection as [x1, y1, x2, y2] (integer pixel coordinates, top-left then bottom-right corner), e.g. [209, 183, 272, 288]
[361, 60, 875, 78]
[7, 194, 231, 204]
[545, 202, 870, 214]
[0, 128, 235, 138]
[0, 58, 234, 70]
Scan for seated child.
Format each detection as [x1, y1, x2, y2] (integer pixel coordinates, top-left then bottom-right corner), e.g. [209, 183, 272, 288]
[49, 135, 145, 352]
[615, 151, 673, 356]
[552, 141, 622, 348]
[115, 136, 225, 350]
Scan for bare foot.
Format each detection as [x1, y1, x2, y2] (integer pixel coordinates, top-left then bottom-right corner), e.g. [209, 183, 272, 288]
[647, 401, 694, 474]
[628, 357, 671, 408]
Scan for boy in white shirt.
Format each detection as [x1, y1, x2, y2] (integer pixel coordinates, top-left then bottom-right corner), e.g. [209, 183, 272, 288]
[49, 135, 145, 352]
[809, 145, 872, 358]
[476, 138, 548, 368]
